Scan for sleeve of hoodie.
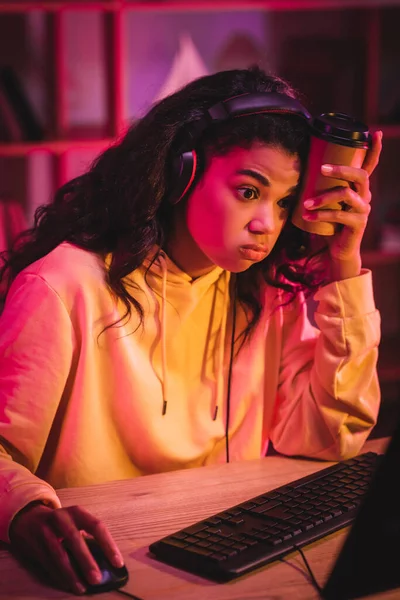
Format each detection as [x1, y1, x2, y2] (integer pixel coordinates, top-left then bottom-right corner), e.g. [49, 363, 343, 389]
[0, 272, 75, 543]
[269, 269, 381, 461]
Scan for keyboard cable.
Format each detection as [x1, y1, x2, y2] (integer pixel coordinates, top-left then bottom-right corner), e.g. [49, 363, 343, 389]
[283, 544, 323, 596]
[113, 544, 322, 600]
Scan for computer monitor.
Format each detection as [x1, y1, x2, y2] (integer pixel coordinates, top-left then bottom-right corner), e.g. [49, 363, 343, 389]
[322, 407, 400, 599]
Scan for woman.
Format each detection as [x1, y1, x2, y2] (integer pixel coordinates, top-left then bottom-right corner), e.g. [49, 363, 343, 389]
[0, 67, 382, 594]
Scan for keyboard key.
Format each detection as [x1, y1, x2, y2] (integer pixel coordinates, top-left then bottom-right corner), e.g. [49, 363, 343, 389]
[226, 508, 243, 516]
[271, 537, 283, 546]
[342, 502, 357, 511]
[347, 483, 358, 491]
[208, 544, 225, 552]
[219, 539, 235, 547]
[251, 532, 271, 541]
[207, 535, 222, 543]
[329, 491, 342, 499]
[343, 493, 358, 500]
[185, 523, 207, 535]
[220, 549, 238, 558]
[210, 553, 227, 561]
[321, 513, 333, 522]
[206, 526, 232, 537]
[268, 492, 282, 499]
[251, 496, 269, 506]
[167, 538, 189, 548]
[205, 516, 222, 526]
[218, 512, 235, 521]
[305, 482, 320, 490]
[232, 543, 248, 551]
[285, 491, 301, 499]
[172, 532, 188, 540]
[185, 546, 213, 557]
[205, 527, 221, 535]
[196, 531, 210, 539]
[251, 500, 282, 513]
[240, 502, 257, 510]
[255, 506, 291, 520]
[297, 497, 310, 505]
[229, 517, 245, 525]
[230, 534, 246, 542]
[243, 537, 259, 546]
[303, 493, 318, 501]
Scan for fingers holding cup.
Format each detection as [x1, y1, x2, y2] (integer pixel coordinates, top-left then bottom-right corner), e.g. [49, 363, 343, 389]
[291, 112, 372, 236]
[361, 130, 383, 176]
[302, 185, 371, 233]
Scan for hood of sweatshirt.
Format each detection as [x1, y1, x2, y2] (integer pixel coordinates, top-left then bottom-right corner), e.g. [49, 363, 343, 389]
[135, 248, 232, 419]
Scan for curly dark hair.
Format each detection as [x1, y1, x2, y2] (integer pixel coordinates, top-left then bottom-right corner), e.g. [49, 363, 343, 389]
[0, 66, 328, 343]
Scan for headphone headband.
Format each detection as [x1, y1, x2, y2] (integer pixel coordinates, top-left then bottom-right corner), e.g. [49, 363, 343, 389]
[207, 92, 311, 123]
[170, 91, 311, 205]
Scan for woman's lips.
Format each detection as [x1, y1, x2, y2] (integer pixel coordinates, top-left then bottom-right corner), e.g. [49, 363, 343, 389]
[239, 245, 269, 261]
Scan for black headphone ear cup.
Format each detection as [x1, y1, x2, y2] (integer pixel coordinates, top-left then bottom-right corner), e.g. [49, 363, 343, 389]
[170, 150, 198, 205]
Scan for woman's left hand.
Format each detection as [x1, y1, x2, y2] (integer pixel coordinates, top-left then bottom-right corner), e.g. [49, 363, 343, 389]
[303, 130, 383, 281]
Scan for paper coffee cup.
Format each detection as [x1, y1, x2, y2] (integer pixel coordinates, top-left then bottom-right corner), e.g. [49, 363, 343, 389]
[292, 113, 372, 236]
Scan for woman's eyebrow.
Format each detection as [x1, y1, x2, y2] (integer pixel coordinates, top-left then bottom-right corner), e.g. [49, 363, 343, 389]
[236, 169, 299, 194]
[236, 169, 269, 187]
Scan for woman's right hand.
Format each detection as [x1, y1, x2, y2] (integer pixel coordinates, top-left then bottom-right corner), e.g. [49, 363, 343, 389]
[9, 502, 124, 595]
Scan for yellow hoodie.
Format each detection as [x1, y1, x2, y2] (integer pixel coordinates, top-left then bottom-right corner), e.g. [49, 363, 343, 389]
[0, 242, 380, 542]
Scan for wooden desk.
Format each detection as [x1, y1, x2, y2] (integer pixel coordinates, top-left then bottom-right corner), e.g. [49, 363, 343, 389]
[0, 438, 394, 600]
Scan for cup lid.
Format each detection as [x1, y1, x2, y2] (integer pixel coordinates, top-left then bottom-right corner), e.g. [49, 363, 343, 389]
[310, 112, 372, 149]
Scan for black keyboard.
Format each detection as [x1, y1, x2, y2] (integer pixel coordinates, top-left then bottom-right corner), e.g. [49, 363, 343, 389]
[150, 452, 381, 581]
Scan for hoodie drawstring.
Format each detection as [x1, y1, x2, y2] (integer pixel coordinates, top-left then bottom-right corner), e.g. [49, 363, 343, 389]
[156, 252, 231, 421]
[158, 251, 168, 416]
[213, 270, 231, 420]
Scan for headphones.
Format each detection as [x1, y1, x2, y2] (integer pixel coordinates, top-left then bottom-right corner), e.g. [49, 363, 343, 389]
[169, 92, 311, 205]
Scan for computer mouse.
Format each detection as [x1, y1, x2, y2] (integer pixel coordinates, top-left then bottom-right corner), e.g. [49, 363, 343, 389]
[63, 537, 129, 595]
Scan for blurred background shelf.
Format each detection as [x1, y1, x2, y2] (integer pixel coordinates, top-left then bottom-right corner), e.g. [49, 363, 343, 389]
[1, 0, 400, 11]
[0, 139, 114, 156]
[378, 336, 400, 382]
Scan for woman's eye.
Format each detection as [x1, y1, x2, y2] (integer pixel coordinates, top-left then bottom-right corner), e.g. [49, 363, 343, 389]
[277, 196, 296, 210]
[237, 187, 259, 201]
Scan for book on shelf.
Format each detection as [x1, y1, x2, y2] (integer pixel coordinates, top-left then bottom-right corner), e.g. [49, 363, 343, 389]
[0, 84, 24, 142]
[0, 196, 28, 255]
[0, 66, 44, 142]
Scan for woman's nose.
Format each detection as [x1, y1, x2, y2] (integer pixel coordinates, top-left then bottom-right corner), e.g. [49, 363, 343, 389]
[248, 205, 276, 235]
